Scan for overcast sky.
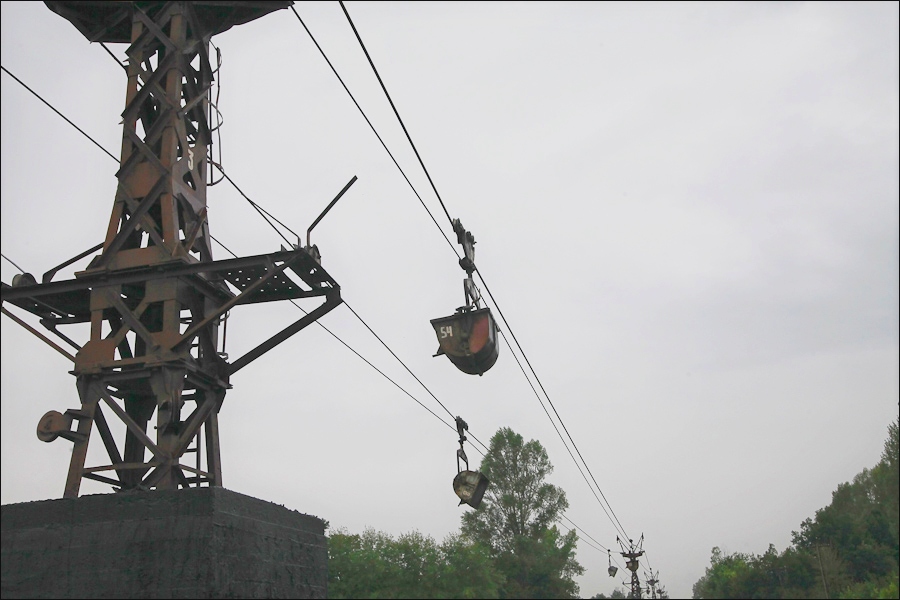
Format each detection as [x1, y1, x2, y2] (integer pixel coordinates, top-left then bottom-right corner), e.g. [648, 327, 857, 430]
[2, 2, 898, 597]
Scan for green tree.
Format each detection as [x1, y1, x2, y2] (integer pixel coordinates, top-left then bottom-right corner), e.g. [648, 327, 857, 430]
[461, 427, 569, 551]
[691, 546, 755, 599]
[439, 533, 505, 599]
[882, 419, 899, 469]
[874, 418, 900, 555]
[328, 528, 388, 599]
[692, 419, 900, 599]
[461, 427, 584, 599]
[328, 527, 503, 599]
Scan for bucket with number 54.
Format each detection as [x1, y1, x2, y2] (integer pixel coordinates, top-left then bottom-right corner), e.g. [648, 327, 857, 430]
[430, 307, 499, 376]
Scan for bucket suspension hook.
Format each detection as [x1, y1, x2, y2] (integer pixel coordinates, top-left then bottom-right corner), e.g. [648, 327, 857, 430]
[608, 549, 618, 577]
[462, 276, 483, 312]
[453, 218, 483, 312]
[456, 415, 469, 473]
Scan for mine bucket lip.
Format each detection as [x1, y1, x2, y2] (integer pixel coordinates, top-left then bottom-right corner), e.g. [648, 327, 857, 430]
[429, 306, 494, 327]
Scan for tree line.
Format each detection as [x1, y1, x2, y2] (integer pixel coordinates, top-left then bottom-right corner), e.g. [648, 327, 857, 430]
[692, 418, 899, 599]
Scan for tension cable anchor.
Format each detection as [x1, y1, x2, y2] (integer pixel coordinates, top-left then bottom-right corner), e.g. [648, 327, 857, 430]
[451, 415, 489, 509]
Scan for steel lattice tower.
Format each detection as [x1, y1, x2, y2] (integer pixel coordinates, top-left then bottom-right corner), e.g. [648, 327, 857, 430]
[2, 1, 342, 498]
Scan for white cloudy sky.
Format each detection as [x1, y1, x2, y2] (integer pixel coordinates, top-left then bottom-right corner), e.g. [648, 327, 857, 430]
[2, 2, 898, 597]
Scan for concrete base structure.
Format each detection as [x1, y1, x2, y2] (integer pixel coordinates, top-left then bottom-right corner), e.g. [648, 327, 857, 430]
[1, 487, 327, 599]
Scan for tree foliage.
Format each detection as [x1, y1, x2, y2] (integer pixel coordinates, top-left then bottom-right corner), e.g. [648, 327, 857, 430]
[692, 418, 900, 599]
[461, 427, 584, 599]
[328, 528, 503, 599]
[461, 427, 569, 552]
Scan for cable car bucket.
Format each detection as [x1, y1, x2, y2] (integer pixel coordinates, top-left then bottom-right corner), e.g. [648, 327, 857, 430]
[430, 219, 499, 375]
[452, 416, 489, 508]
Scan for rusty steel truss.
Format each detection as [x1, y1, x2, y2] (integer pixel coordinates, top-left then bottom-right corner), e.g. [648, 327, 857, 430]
[1, 1, 342, 498]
